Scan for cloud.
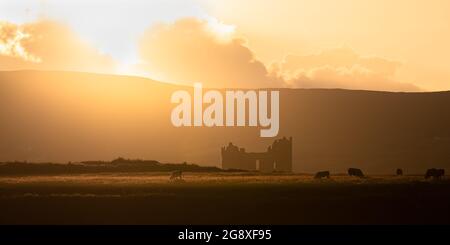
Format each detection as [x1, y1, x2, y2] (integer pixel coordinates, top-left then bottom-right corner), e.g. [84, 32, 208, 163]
[272, 47, 420, 91]
[138, 18, 419, 91]
[0, 19, 115, 73]
[137, 18, 279, 88]
[1, 17, 420, 92]
[0, 21, 41, 63]
[284, 65, 420, 92]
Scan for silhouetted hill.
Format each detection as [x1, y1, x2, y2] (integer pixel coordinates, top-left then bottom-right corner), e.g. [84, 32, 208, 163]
[0, 157, 224, 175]
[1, 70, 450, 173]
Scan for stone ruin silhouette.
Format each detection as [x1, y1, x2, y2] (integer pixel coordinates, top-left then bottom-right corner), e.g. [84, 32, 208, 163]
[221, 137, 293, 172]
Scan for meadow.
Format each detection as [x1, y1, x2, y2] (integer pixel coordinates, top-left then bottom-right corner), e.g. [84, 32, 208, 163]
[1, 172, 449, 224]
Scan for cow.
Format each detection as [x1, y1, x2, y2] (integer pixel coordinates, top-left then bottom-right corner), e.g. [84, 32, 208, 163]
[348, 168, 364, 178]
[314, 171, 330, 179]
[396, 168, 403, 176]
[170, 170, 183, 180]
[425, 168, 445, 179]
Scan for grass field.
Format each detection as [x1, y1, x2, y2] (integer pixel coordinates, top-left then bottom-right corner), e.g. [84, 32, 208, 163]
[1, 172, 449, 224]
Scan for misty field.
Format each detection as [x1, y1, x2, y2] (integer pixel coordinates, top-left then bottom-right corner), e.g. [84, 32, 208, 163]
[1, 172, 450, 224]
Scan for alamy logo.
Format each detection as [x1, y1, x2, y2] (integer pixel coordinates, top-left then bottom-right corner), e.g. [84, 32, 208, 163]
[171, 83, 280, 137]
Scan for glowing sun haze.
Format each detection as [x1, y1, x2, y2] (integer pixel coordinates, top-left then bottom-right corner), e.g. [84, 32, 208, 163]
[1, 0, 450, 91]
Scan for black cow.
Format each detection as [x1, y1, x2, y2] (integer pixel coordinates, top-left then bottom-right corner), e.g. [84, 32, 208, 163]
[425, 168, 445, 179]
[314, 171, 330, 179]
[348, 168, 364, 178]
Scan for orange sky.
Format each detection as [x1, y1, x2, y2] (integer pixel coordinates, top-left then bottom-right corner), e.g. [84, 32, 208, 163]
[1, 0, 450, 91]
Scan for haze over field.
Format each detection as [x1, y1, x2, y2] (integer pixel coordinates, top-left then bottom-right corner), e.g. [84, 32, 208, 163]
[1, 70, 450, 174]
[1, 172, 450, 224]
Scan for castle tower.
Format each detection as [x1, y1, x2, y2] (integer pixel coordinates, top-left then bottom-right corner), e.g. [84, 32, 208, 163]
[271, 137, 293, 172]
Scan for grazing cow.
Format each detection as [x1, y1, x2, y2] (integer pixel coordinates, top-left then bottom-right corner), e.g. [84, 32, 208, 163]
[396, 168, 403, 176]
[348, 168, 364, 178]
[440, 169, 446, 177]
[425, 168, 445, 179]
[170, 170, 183, 180]
[314, 171, 330, 179]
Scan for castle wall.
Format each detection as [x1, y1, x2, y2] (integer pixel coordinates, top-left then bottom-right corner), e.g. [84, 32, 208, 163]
[221, 137, 292, 172]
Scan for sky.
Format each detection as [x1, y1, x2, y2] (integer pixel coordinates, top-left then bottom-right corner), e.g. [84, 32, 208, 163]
[1, 0, 450, 91]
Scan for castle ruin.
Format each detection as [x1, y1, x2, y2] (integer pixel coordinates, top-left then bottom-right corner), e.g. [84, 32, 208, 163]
[221, 137, 293, 172]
